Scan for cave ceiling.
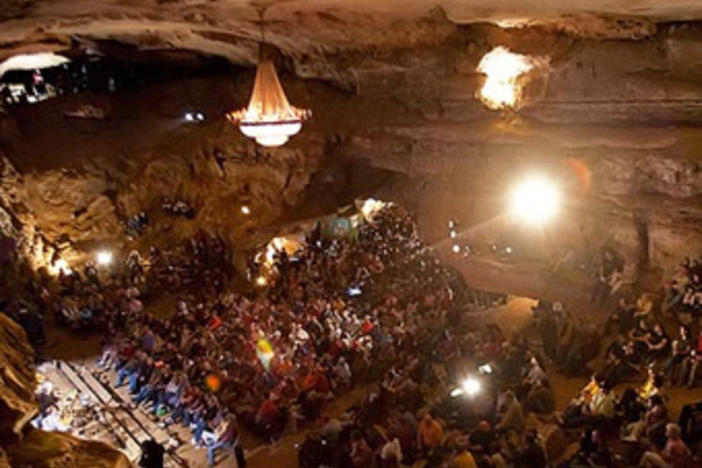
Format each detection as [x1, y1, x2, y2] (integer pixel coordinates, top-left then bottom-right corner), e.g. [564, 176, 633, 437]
[2, 0, 702, 66]
[2, 0, 702, 283]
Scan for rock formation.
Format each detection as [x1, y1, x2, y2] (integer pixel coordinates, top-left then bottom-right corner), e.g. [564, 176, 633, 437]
[0, 313, 132, 467]
[1, 1, 702, 291]
[0, 312, 37, 439]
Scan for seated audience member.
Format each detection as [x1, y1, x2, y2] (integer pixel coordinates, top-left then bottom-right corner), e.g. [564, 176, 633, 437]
[417, 412, 444, 453]
[664, 326, 692, 385]
[563, 381, 616, 428]
[496, 391, 524, 434]
[591, 247, 623, 305]
[623, 394, 668, 444]
[570, 427, 611, 468]
[662, 265, 690, 314]
[640, 423, 691, 468]
[524, 379, 555, 414]
[607, 297, 636, 334]
[645, 323, 670, 363]
[633, 293, 654, 321]
[510, 430, 547, 468]
[682, 329, 702, 388]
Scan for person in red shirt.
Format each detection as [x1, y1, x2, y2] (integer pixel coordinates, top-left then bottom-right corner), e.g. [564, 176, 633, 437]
[256, 392, 279, 425]
[314, 368, 330, 393]
[361, 318, 374, 334]
[207, 315, 222, 331]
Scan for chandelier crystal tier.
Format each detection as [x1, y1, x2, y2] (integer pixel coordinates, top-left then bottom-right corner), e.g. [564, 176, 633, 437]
[227, 7, 310, 148]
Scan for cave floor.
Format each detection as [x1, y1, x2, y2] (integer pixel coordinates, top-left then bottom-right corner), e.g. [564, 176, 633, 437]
[38, 294, 702, 467]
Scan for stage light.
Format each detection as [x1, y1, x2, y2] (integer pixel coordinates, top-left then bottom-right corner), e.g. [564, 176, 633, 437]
[184, 112, 194, 121]
[476, 46, 540, 110]
[461, 377, 481, 396]
[241, 206, 251, 215]
[449, 230, 457, 239]
[255, 276, 268, 287]
[509, 175, 560, 225]
[452, 244, 460, 254]
[478, 363, 493, 374]
[195, 112, 205, 121]
[96, 250, 113, 266]
[505, 246, 513, 254]
[53, 259, 71, 275]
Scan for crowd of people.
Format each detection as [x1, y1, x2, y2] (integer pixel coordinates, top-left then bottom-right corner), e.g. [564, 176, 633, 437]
[5, 201, 702, 467]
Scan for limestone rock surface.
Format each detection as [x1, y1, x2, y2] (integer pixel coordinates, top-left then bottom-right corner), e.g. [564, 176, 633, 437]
[0, 313, 132, 468]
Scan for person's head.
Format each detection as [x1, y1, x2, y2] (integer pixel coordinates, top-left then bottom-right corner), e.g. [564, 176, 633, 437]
[525, 430, 538, 444]
[679, 325, 689, 338]
[665, 423, 682, 440]
[477, 420, 491, 432]
[653, 323, 663, 334]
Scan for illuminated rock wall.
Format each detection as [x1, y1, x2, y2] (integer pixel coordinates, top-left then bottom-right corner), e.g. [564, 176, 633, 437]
[0, 313, 132, 467]
[1, 11, 702, 285]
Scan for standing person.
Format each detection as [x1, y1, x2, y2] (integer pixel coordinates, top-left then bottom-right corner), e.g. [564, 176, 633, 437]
[206, 414, 241, 467]
[138, 439, 164, 468]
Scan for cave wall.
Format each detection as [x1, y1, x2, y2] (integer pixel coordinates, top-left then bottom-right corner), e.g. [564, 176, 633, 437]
[0, 313, 132, 467]
[2, 16, 702, 284]
[0, 72, 329, 270]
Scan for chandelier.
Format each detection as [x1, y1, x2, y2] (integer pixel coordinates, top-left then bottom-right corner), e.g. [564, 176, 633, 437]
[227, 8, 310, 147]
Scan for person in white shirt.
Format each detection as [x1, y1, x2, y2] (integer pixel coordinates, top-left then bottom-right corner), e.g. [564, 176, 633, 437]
[381, 437, 403, 464]
[39, 406, 70, 432]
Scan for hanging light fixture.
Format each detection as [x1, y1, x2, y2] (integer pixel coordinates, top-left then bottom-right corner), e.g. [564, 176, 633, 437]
[227, 7, 310, 147]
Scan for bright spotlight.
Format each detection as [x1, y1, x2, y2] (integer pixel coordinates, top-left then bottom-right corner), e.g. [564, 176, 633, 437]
[255, 276, 268, 287]
[509, 175, 560, 225]
[53, 259, 71, 275]
[184, 112, 194, 121]
[241, 206, 251, 215]
[195, 112, 205, 121]
[461, 377, 481, 396]
[449, 230, 457, 239]
[478, 363, 493, 374]
[96, 250, 113, 266]
[452, 244, 461, 254]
